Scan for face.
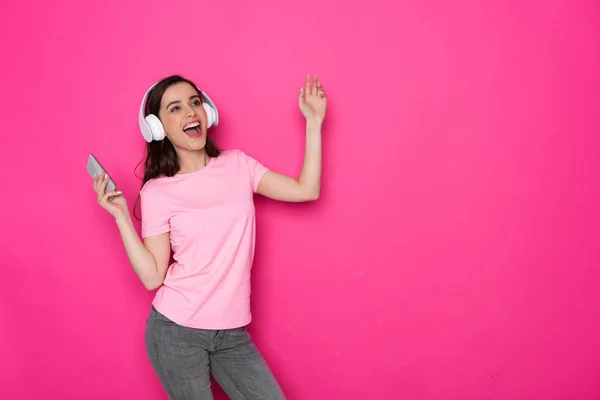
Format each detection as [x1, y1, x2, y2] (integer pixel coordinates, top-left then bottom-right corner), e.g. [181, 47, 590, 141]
[158, 82, 208, 151]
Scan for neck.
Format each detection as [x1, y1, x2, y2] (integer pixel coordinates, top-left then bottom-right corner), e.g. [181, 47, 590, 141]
[176, 148, 211, 174]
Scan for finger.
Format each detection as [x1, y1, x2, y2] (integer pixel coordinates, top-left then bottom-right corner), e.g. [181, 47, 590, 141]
[312, 75, 318, 95]
[97, 174, 110, 199]
[299, 86, 305, 105]
[305, 73, 311, 93]
[102, 190, 123, 204]
[93, 173, 104, 194]
[316, 85, 325, 99]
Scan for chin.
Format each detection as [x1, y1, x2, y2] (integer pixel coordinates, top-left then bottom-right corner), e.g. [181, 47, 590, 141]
[187, 135, 207, 150]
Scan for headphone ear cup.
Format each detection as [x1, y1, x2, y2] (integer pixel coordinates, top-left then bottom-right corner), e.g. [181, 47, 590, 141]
[140, 118, 153, 143]
[203, 103, 215, 128]
[145, 114, 165, 141]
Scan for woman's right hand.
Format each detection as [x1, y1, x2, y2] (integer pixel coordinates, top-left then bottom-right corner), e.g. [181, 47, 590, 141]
[93, 173, 129, 219]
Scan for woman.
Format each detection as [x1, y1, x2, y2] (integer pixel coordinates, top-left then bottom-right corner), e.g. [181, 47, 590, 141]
[92, 73, 327, 399]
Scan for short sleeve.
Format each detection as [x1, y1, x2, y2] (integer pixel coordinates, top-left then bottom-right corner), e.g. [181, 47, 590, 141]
[140, 184, 171, 238]
[238, 149, 269, 193]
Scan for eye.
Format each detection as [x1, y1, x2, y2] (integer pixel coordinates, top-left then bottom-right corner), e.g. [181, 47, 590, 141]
[170, 106, 180, 113]
[192, 100, 201, 107]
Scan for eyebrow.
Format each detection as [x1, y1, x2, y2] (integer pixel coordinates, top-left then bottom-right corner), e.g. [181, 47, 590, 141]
[165, 95, 201, 110]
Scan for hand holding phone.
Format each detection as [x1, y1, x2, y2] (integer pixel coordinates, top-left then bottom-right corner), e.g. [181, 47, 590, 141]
[87, 154, 128, 218]
[87, 154, 117, 193]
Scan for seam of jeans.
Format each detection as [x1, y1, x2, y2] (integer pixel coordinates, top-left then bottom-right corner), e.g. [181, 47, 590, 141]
[152, 318, 177, 395]
[210, 355, 246, 399]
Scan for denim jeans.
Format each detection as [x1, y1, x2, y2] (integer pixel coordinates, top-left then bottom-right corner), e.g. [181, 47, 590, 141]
[145, 307, 286, 400]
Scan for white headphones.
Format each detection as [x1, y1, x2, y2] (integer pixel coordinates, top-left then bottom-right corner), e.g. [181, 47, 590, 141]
[138, 82, 220, 142]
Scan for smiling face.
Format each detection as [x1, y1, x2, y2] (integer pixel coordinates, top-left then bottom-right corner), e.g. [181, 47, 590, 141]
[158, 81, 209, 151]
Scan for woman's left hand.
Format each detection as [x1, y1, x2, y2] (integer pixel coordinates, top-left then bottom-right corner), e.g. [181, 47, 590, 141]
[299, 74, 327, 123]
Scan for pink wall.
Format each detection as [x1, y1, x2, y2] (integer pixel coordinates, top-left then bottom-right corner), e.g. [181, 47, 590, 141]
[2, 0, 599, 398]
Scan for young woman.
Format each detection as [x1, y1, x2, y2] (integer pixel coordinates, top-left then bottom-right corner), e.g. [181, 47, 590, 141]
[92, 74, 327, 399]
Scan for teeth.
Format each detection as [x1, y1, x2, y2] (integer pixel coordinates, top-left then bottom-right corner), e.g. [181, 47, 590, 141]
[184, 122, 200, 130]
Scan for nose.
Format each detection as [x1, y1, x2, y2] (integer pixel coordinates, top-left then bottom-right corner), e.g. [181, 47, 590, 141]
[186, 104, 198, 117]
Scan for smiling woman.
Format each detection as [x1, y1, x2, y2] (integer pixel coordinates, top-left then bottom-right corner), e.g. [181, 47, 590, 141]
[136, 75, 224, 182]
[91, 73, 327, 400]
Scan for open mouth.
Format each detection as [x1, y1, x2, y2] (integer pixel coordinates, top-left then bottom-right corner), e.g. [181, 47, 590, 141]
[183, 121, 202, 137]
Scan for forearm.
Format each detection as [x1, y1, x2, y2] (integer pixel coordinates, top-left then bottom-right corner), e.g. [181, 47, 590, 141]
[114, 213, 162, 289]
[298, 118, 322, 199]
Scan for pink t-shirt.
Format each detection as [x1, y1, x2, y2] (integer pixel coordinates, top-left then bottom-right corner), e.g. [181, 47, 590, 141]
[139, 149, 269, 329]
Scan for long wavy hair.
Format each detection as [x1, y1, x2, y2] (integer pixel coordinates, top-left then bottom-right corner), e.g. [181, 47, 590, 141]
[133, 75, 221, 220]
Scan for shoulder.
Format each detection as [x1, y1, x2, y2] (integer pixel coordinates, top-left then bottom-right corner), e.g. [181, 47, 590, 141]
[219, 148, 246, 160]
[139, 184, 159, 211]
[140, 175, 171, 200]
[217, 148, 260, 166]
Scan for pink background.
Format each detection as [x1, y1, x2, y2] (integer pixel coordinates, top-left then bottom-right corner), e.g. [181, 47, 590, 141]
[2, 0, 600, 399]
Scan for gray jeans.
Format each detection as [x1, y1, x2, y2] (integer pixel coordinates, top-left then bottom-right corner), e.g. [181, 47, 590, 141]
[145, 307, 286, 400]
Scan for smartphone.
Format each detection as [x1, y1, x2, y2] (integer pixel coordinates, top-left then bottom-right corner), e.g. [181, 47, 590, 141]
[87, 154, 117, 193]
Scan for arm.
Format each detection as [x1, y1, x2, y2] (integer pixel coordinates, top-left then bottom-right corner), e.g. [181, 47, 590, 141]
[115, 214, 171, 290]
[257, 119, 322, 202]
[93, 173, 170, 290]
[257, 74, 328, 202]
